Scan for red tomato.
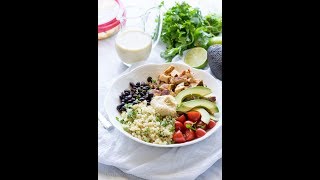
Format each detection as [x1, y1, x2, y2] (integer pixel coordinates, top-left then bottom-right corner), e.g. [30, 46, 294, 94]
[176, 114, 186, 124]
[196, 128, 206, 138]
[175, 121, 185, 132]
[173, 130, 186, 143]
[184, 120, 194, 129]
[196, 121, 207, 130]
[185, 129, 195, 141]
[207, 120, 216, 129]
[187, 111, 201, 122]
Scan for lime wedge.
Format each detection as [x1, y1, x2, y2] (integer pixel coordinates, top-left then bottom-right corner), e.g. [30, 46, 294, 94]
[184, 47, 208, 69]
[212, 36, 222, 45]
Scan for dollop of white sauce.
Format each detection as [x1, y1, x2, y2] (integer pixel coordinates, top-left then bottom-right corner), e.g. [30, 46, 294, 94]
[151, 95, 177, 117]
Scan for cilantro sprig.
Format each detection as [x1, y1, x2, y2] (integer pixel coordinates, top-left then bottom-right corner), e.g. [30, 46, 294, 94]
[159, 2, 222, 62]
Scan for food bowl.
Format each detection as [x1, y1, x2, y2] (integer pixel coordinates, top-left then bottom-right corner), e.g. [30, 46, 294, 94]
[104, 63, 222, 147]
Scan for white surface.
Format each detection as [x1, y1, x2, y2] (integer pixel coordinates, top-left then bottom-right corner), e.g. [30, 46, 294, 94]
[98, 0, 222, 179]
[98, 121, 221, 180]
[104, 63, 222, 147]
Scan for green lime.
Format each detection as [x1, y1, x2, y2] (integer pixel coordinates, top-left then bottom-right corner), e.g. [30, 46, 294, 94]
[212, 36, 222, 45]
[184, 47, 208, 69]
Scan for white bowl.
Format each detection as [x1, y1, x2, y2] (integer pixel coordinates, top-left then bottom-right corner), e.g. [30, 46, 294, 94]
[105, 63, 222, 147]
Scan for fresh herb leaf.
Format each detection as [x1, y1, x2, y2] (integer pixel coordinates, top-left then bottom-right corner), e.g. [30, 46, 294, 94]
[161, 120, 168, 127]
[159, 2, 222, 62]
[186, 123, 196, 131]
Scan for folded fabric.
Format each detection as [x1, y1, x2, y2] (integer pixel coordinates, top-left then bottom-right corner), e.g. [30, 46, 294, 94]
[98, 122, 222, 180]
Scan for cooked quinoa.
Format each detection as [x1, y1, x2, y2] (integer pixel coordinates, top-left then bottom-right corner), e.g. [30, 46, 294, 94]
[116, 101, 176, 145]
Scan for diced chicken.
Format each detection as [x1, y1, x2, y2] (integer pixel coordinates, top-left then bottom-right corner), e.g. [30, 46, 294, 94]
[159, 84, 174, 91]
[151, 89, 162, 96]
[170, 69, 180, 77]
[174, 82, 185, 94]
[170, 77, 185, 85]
[189, 79, 204, 87]
[160, 89, 171, 95]
[158, 74, 171, 83]
[164, 65, 175, 75]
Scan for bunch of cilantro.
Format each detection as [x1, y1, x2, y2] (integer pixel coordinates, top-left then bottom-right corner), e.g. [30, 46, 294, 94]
[159, 2, 222, 62]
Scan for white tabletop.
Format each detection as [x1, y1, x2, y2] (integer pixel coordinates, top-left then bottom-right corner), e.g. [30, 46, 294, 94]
[98, 0, 222, 179]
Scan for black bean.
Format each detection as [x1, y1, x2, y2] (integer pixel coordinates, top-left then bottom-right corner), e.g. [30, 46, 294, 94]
[119, 96, 123, 100]
[143, 87, 149, 91]
[136, 82, 140, 86]
[148, 93, 154, 98]
[127, 95, 132, 99]
[121, 106, 126, 111]
[129, 82, 135, 88]
[117, 105, 122, 110]
[147, 77, 152, 82]
[140, 97, 145, 101]
[132, 101, 137, 105]
[128, 99, 133, 103]
[141, 82, 146, 86]
[133, 94, 137, 98]
[121, 102, 125, 106]
[121, 92, 125, 96]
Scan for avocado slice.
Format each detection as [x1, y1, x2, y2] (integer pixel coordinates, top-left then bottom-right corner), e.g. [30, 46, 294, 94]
[175, 86, 212, 105]
[192, 108, 210, 124]
[210, 114, 219, 122]
[177, 99, 219, 114]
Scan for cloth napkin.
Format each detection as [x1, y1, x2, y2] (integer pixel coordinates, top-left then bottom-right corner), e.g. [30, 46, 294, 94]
[98, 62, 222, 180]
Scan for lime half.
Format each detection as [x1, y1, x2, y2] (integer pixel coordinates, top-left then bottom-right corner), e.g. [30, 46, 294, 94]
[212, 36, 222, 45]
[184, 47, 208, 69]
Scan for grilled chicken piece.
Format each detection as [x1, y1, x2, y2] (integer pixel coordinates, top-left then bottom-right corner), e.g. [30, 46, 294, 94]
[189, 80, 204, 87]
[164, 65, 175, 75]
[158, 74, 171, 83]
[151, 89, 162, 96]
[174, 82, 185, 94]
[170, 69, 180, 77]
[160, 89, 171, 95]
[170, 77, 185, 85]
[159, 84, 174, 91]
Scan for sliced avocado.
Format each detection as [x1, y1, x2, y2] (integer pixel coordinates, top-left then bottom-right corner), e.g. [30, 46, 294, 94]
[175, 86, 212, 105]
[192, 108, 210, 124]
[177, 99, 219, 114]
[210, 114, 219, 122]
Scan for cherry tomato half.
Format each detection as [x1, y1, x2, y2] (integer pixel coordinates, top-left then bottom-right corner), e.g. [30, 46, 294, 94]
[196, 128, 206, 138]
[173, 130, 186, 143]
[187, 111, 201, 122]
[207, 120, 216, 129]
[175, 121, 185, 132]
[185, 129, 196, 141]
[196, 120, 207, 130]
[176, 114, 186, 124]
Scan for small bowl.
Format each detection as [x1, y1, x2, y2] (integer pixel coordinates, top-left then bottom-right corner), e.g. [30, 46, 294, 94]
[104, 63, 222, 147]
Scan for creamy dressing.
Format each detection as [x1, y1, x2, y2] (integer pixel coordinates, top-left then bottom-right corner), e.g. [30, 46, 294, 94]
[115, 30, 152, 64]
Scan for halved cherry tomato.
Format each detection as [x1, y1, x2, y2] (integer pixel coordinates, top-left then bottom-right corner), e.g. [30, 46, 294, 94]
[196, 121, 207, 130]
[173, 130, 186, 143]
[185, 129, 196, 141]
[196, 128, 206, 138]
[175, 121, 185, 132]
[207, 120, 216, 129]
[187, 111, 201, 122]
[176, 114, 186, 124]
[184, 120, 194, 129]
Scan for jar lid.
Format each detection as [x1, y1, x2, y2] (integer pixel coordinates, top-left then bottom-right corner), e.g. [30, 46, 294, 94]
[98, 0, 125, 33]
